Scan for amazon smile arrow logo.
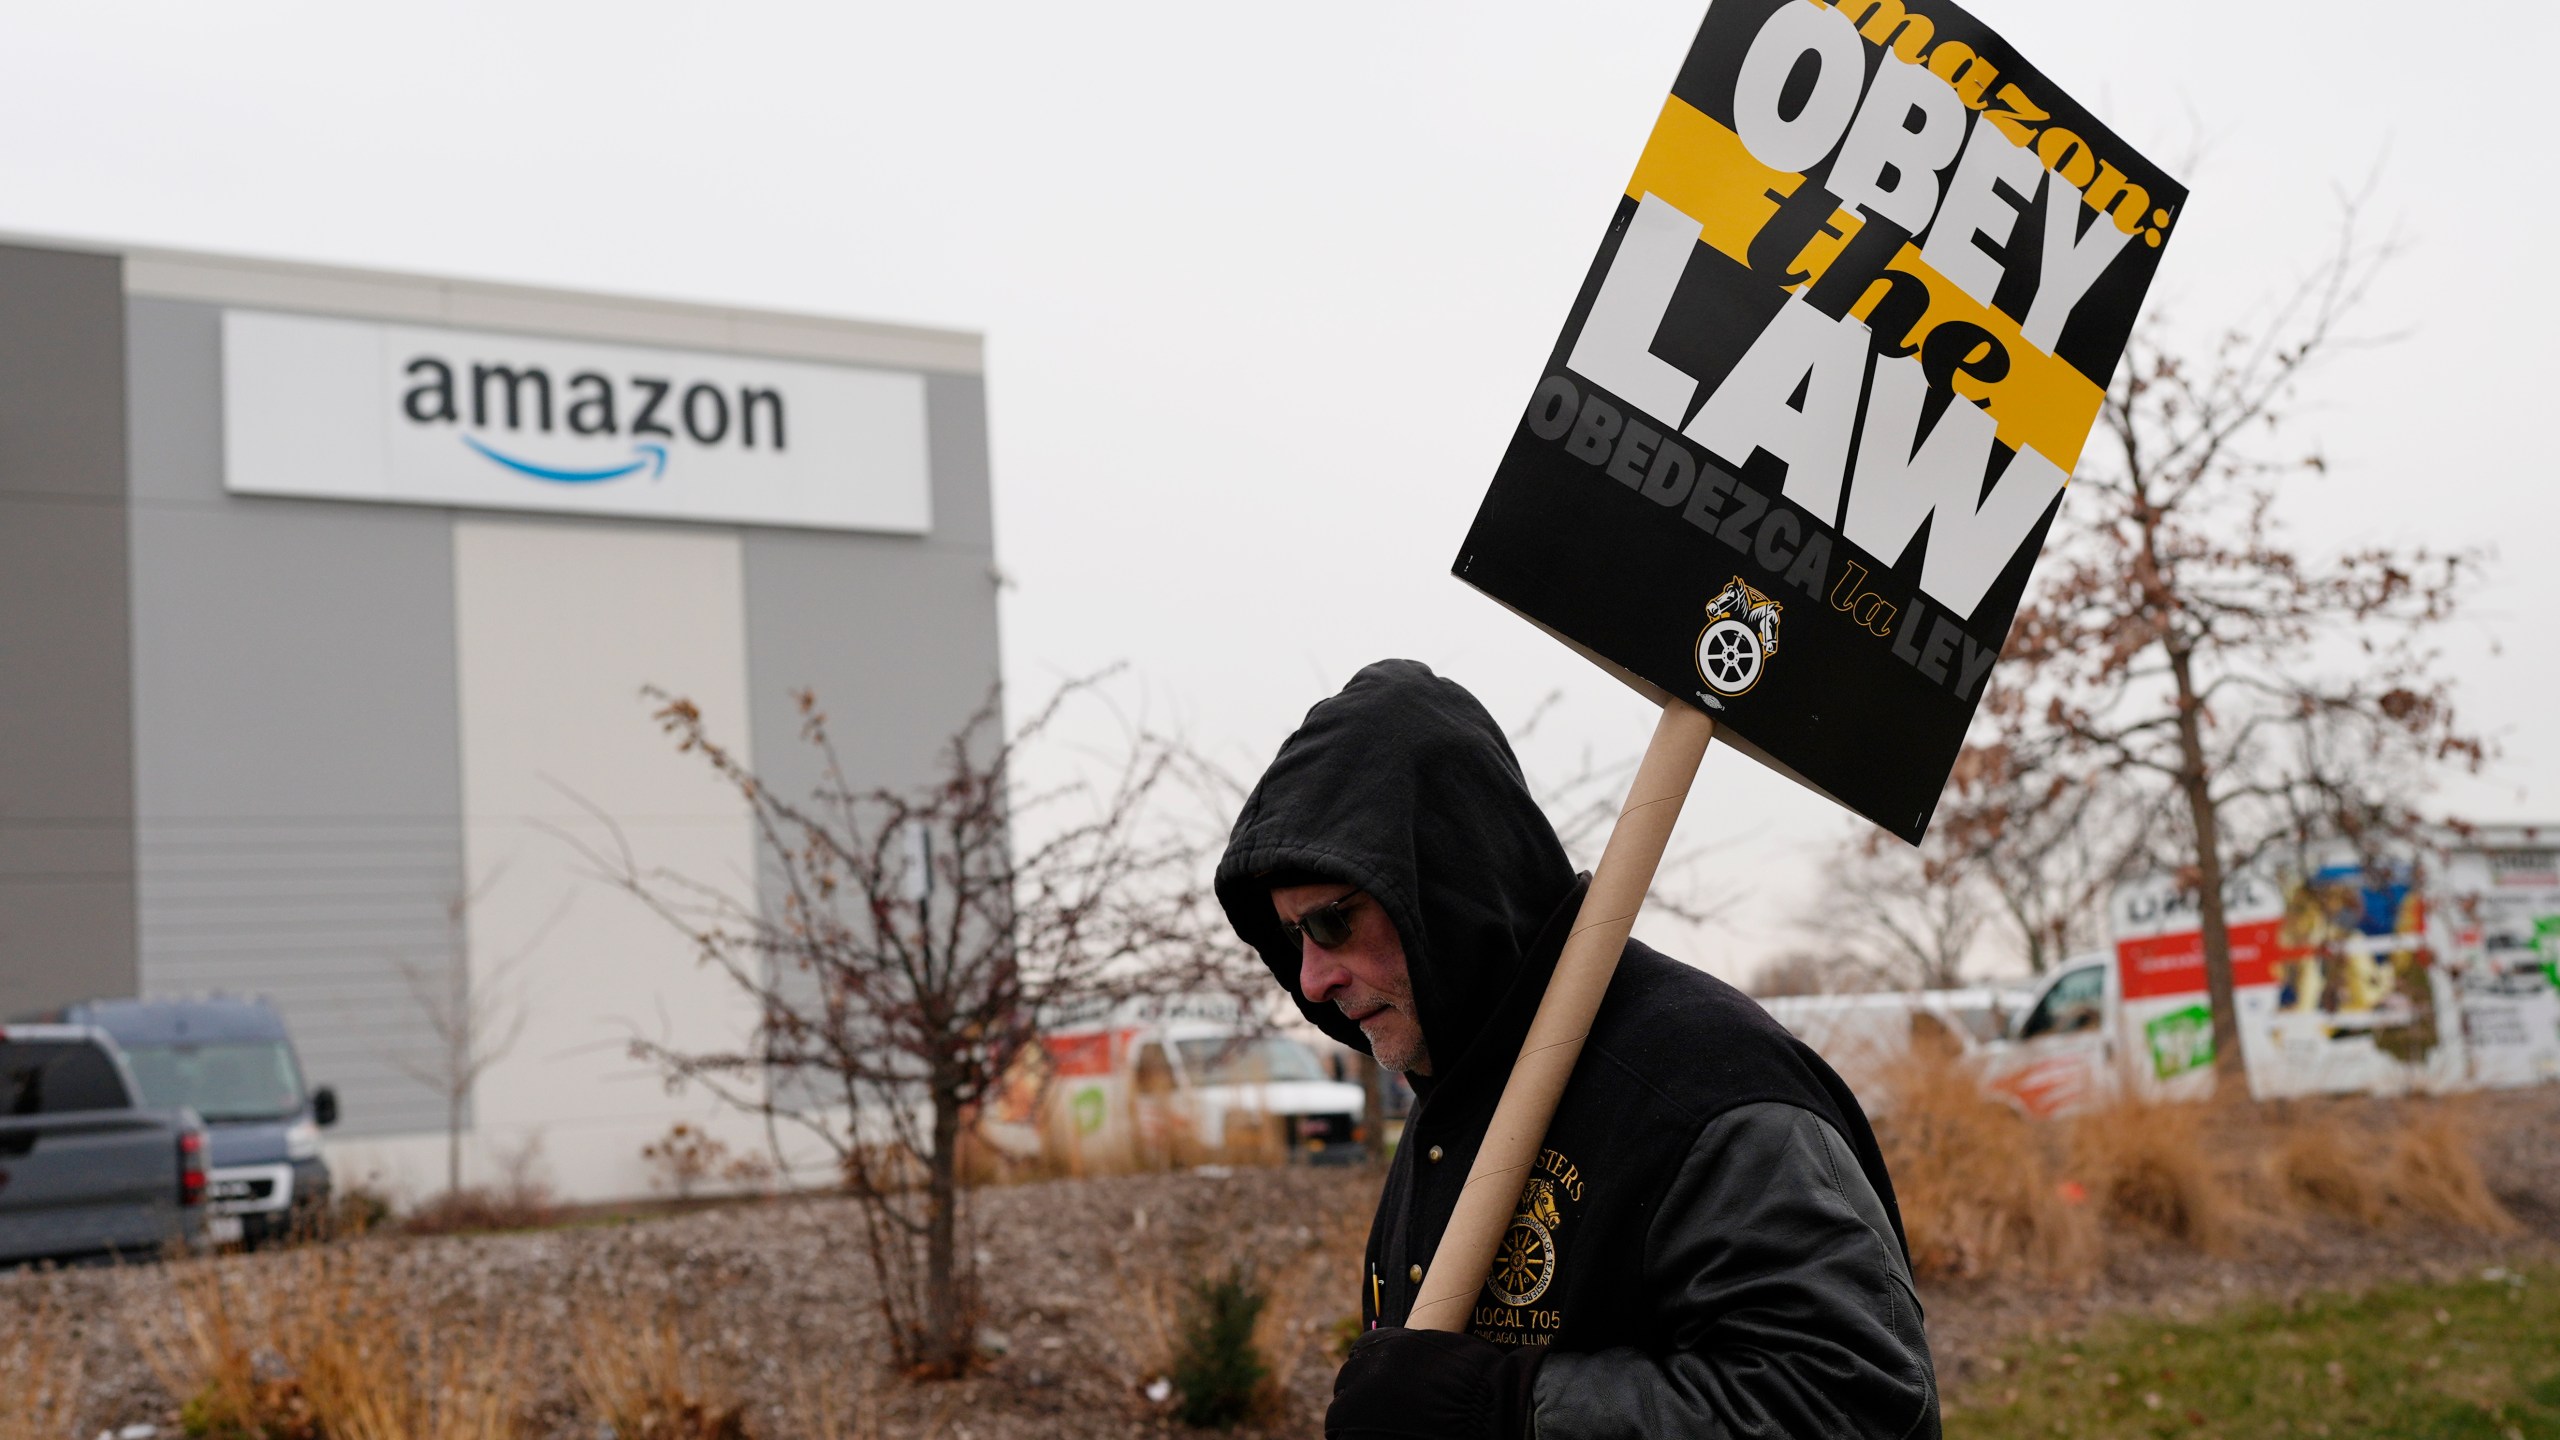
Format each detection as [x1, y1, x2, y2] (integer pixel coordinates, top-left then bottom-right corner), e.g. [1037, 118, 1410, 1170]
[461, 435, 668, 484]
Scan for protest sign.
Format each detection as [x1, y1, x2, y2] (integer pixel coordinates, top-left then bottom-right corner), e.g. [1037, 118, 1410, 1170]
[1415, 0, 2187, 1332]
[1455, 0, 2186, 842]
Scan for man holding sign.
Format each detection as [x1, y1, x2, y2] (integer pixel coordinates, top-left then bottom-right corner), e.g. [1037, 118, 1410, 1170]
[1225, 0, 2179, 1430]
[1218, 661, 1935, 1438]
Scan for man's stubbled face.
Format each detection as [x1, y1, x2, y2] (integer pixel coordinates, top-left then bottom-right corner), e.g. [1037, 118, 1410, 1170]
[1273, 883, 1432, 1077]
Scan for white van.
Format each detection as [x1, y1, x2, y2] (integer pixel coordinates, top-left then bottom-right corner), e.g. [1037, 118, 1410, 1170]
[981, 996, 1369, 1171]
[1974, 953, 2141, 1118]
[1757, 987, 2020, 1110]
[1126, 1020, 1370, 1166]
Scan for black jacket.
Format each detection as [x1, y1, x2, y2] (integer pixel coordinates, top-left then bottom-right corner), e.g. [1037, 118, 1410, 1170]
[1218, 661, 1938, 1438]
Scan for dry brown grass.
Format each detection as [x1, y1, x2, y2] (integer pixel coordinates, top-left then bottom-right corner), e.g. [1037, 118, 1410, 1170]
[130, 1247, 527, 1440]
[133, 1254, 318, 1439]
[128, 1244, 884, 1440]
[569, 1301, 751, 1440]
[1871, 1048, 2096, 1283]
[2273, 1113, 2390, 1225]
[2065, 1096, 2235, 1251]
[0, 1291, 89, 1440]
[398, 1184, 558, 1238]
[1873, 1048, 2522, 1287]
[2380, 1099, 2521, 1233]
[2251, 1095, 2519, 1234]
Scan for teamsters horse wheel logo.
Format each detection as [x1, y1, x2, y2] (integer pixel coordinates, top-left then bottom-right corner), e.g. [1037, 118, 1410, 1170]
[1696, 576, 1782, 697]
[1490, 1179, 1564, 1307]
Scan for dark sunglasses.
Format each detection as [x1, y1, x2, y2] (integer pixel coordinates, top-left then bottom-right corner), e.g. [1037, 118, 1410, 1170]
[1281, 891, 1369, 950]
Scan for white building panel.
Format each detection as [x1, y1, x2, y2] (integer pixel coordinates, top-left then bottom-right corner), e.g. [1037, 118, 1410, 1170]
[444, 517, 767, 1202]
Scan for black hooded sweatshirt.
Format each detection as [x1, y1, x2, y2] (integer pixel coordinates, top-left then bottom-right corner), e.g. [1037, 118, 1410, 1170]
[1218, 661, 1939, 1439]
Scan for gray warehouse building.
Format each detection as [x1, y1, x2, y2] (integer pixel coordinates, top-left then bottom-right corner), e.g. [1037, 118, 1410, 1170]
[0, 238, 1000, 1199]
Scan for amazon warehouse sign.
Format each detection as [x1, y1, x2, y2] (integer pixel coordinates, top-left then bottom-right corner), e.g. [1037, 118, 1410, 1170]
[1455, 0, 2183, 843]
[222, 309, 933, 533]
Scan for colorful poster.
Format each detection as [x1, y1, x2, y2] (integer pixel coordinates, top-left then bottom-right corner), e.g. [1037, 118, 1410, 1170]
[2105, 867, 2473, 1100]
[2270, 865, 2441, 1064]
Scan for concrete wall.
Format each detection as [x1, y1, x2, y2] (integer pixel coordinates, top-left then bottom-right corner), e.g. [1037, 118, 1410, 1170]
[0, 236, 1000, 1198]
[741, 371, 1004, 798]
[122, 295, 468, 1140]
[436, 517, 766, 1199]
[0, 245, 138, 1018]
[91, 244, 1001, 1203]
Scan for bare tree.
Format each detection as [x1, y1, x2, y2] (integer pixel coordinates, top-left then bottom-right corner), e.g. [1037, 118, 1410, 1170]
[574, 679, 1251, 1378]
[391, 873, 563, 1197]
[2002, 205, 2487, 1084]
[1748, 948, 1859, 999]
[1795, 831, 1986, 993]
[1929, 693, 2163, 977]
[1508, 689, 1736, 928]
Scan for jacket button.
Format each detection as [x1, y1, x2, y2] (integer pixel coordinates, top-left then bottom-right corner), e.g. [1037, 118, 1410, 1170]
[1408, 1263, 1424, 1283]
[1427, 1145, 1444, 1163]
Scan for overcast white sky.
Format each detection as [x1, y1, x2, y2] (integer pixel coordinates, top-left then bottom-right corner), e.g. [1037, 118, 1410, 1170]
[5, 1, 2552, 980]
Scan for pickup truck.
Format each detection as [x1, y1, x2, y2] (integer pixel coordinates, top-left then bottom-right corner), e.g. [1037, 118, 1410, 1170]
[1, 1024, 208, 1265]
[48, 996, 337, 1248]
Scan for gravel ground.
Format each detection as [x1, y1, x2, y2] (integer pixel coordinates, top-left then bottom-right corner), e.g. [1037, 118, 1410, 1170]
[6, 1165, 1374, 1440]
[8, 1085, 2557, 1439]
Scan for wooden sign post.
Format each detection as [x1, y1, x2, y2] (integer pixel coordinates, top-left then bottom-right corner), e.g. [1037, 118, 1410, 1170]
[1423, 0, 2185, 1330]
[1411, 701, 1714, 1331]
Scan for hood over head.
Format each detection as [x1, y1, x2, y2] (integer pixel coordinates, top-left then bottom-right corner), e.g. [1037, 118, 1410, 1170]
[1216, 660, 1576, 1074]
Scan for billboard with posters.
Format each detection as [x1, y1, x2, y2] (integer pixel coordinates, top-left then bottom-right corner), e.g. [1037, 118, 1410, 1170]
[2435, 829, 2560, 1087]
[2262, 863, 2466, 1097]
[1454, 0, 2185, 842]
[2106, 866, 2477, 1101]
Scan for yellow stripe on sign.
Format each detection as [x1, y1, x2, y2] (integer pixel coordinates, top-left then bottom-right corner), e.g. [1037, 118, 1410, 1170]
[1623, 95, 2105, 474]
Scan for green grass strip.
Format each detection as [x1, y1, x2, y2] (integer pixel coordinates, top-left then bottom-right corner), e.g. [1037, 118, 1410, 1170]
[1948, 1266, 2560, 1439]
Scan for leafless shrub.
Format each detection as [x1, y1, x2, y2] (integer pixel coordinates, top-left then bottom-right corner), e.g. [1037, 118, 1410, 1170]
[2001, 199, 2488, 1083]
[398, 1184, 558, 1238]
[640, 1121, 775, 1202]
[402, 1135, 557, 1237]
[568, 676, 1259, 1378]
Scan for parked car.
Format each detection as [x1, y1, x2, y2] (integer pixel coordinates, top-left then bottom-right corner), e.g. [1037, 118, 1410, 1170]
[1136, 1021, 1371, 1166]
[982, 995, 1370, 1170]
[1, 1023, 209, 1265]
[1757, 985, 2023, 1110]
[42, 997, 337, 1248]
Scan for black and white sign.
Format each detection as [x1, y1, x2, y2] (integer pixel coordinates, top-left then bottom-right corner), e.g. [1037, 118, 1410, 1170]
[1454, 0, 2183, 841]
[224, 309, 932, 534]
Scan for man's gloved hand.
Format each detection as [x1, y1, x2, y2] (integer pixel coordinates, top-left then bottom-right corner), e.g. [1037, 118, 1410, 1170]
[1327, 1327, 1543, 1439]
